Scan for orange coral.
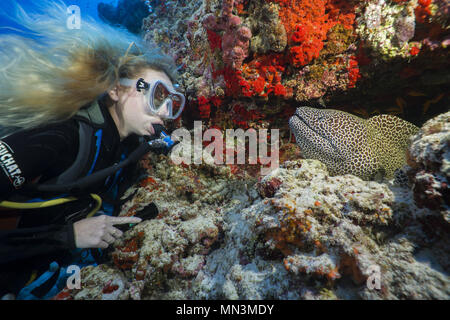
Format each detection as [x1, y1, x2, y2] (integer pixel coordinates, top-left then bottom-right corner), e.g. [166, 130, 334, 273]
[274, 0, 333, 66]
[415, 0, 432, 24]
[410, 46, 420, 56]
[242, 54, 290, 98]
[269, 0, 350, 67]
[326, 0, 356, 30]
[253, 76, 266, 94]
[347, 56, 361, 88]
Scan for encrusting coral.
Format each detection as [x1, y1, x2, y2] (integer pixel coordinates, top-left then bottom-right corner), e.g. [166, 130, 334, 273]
[405, 111, 449, 223]
[356, 0, 418, 60]
[246, 1, 287, 55]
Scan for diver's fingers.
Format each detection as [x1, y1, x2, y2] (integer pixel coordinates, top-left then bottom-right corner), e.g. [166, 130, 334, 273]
[102, 233, 115, 244]
[108, 226, 123, 238]
[108, 216, 142, 225]
[98, 241, 109, 249]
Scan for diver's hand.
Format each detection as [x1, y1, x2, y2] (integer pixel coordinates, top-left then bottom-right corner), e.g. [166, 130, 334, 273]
[73, 215, 142, 249]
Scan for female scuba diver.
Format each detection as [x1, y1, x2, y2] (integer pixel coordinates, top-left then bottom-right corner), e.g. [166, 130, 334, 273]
[0, 2, 185, 299]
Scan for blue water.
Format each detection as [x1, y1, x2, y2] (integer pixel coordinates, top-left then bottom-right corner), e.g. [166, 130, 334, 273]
[0, 0, 118, 33]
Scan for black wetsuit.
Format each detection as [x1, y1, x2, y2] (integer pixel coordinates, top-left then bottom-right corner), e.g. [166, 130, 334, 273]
[0, 100, 141, 294]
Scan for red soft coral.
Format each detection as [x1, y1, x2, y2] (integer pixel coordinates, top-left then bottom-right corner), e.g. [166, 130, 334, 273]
[347, 56, 361, 89]
[410, 46, 420, 56]
[271, 0, 335, 67]
[198, 96, 212, 118]
[206, 29, 222, 51]
[274, 83, 287, 96]
[245, 54, 289, 98]
[326, 0, 356, 30]
[269, 0, 356, 68]
[415, 0, 432, 24]
[290, 42, 323, 67]
[202, 0, 251, 70]
[253, 76, 266, 94]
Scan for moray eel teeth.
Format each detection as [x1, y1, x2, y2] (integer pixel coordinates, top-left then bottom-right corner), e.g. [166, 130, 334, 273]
[289, 106, 419, 181]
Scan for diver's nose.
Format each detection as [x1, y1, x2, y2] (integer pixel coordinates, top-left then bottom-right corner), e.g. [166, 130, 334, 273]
[157, 101, 170, 118]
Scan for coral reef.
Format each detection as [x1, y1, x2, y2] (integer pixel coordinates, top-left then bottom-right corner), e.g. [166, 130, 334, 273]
[139, 0, 448, 134]
[246, 1, 287, 55]
[56, 150, 259, 299]
[356, 0, 418, 60]
[202, 0, 252, 70]
[53, 0, 449, 300]
[60, 157, 449, 300]
[56, 113, 449, 300]
[406, 111, 449, 223]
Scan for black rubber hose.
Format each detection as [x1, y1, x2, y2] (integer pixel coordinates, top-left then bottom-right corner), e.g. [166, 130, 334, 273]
[33, 141, 152, 194]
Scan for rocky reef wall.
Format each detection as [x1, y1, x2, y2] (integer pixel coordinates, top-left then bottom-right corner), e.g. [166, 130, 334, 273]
[140, 0, 448, 136]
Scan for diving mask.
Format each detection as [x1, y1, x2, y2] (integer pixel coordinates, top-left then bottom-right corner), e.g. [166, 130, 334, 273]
[119, 78, 185, 120]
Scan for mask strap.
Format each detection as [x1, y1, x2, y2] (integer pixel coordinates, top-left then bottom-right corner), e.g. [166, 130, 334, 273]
[119, 78, 135, 87]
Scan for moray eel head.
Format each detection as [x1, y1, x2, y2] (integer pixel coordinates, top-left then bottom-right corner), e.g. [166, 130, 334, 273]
[289, 106, 367, 165]
[289, 106, 419, 180]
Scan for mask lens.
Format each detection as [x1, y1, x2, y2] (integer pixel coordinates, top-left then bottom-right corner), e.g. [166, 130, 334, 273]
[153, 82, 170, 109]
[171, 95, 183, 117]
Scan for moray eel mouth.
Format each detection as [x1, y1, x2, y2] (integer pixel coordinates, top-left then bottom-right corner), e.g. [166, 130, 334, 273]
[290, 109, 339, 155]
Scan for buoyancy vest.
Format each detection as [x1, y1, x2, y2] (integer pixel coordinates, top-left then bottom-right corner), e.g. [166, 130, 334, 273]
[0, 100, 177, 298]
[0, 101, 139, 228]
[0, 99, 175, 221]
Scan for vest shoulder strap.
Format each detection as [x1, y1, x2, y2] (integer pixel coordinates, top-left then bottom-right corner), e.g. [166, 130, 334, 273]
[52, 121, 95, 185]
[74, 100, 105, 127]
[52, 100, 106, 184]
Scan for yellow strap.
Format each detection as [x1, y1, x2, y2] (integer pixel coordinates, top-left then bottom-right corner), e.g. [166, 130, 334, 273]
[0, 194, 102, 218]
[0, 197, 77, 209]
[86, 194, 102, 218]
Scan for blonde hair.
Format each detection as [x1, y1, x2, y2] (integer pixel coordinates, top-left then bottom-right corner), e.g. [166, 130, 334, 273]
[0, 1, 178, 130]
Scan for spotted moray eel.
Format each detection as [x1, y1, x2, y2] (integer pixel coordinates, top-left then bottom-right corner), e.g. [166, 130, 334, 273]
[288, 106, 419, 181]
